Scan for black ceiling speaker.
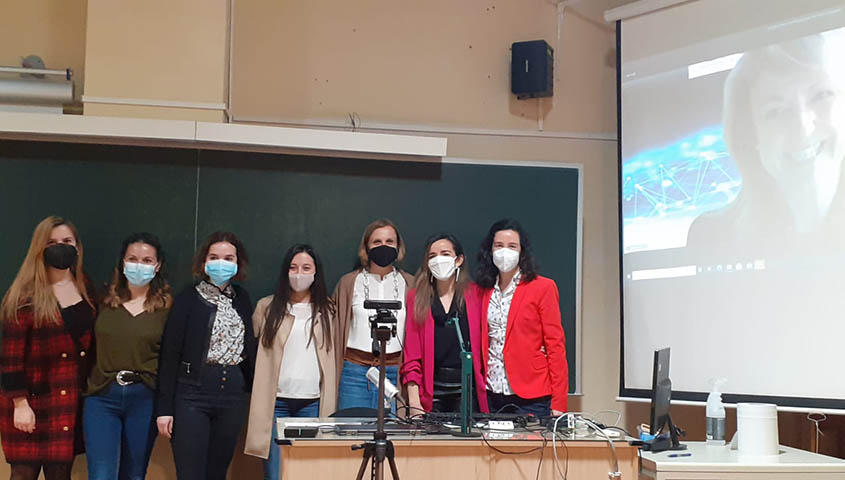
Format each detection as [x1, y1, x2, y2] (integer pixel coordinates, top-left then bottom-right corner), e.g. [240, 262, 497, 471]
[511, 40, 554, 100]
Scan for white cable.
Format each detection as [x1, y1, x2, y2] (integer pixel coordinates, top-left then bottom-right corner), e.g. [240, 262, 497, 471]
[559, 410, 624, 428]
[555, 1, 565, 111]
[551, 415, 568, 479]
[580, 417, 622, 479]
[591, 410, 623, 427]
[549, 411, 624, 480]
[538, 97, 544, 131]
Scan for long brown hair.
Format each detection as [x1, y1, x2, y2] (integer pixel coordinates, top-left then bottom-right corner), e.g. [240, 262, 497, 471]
[103, 232, 173, 312]
[413, 233, 469, 324]
[1, 216, 93, 326]
[262, 244, 335, 349]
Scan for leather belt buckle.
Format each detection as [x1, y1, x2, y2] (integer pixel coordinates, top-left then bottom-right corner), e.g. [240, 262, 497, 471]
[116, 370, 135, 386]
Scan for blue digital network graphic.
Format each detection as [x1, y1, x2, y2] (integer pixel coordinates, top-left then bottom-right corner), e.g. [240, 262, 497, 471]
[622, 126, 742, 252]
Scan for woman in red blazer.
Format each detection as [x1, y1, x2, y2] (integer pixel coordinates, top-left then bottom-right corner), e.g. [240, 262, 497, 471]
[476, 219, 568, 417]
[401, 233, 489, 415]
[0, 216, 97, 480]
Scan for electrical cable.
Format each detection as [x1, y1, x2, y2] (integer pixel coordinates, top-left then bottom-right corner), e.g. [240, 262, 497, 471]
[579, 417, 622, 479]
[480, 430, 546, 456]
[550, 414, 569, 480]
[535, 434, 546, 480]
[591, 409, 623, 427]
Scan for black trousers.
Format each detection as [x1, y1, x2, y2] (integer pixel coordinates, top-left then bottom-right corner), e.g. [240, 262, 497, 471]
[171, 364, 248, 480]
[487, 391, 551, 417]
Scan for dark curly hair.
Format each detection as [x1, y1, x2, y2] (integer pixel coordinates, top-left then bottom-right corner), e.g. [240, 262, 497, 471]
[474, 219, 538, 289]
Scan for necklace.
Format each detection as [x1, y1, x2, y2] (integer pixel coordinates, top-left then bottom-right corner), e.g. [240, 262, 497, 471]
[362, 267, 400, 300]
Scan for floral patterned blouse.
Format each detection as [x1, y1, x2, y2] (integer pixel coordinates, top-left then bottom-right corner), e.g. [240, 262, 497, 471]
[197, 281, 245, 365]
[486, 269, 522, 395]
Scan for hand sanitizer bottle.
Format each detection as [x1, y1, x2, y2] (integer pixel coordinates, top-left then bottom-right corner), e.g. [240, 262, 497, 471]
[706, 378, 727, 446]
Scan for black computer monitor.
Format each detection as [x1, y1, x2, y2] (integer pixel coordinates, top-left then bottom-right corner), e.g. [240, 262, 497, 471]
[644, 347, 686, 452]
[650, 347, 671, 435]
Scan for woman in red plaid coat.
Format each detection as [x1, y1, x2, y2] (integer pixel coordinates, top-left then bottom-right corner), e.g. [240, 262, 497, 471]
[0, 216, 96, 480]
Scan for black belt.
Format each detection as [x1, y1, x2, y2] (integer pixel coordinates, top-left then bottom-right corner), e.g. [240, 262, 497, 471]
[433, 367, 462, 396]
[115, 370, 143, 386]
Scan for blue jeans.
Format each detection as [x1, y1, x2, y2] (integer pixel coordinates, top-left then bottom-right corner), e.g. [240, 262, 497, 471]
[83, 382, 156, 480]
[264, 397, 320, 480]
[337, 361, 398, 412]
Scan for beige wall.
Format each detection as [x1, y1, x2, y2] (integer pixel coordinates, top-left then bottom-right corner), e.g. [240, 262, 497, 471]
[82, 0, 229, 121]
[232, 0, 616, 134]
[0, 0, 87, 103]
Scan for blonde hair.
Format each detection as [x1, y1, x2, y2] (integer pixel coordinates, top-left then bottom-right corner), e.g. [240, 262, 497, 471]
[1, 216, 93, 326]
[357, 218, 406, 268]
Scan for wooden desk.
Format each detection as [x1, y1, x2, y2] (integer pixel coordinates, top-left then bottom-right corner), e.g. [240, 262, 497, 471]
[279, 428, 638, 480]
[639, 442, 845, 479]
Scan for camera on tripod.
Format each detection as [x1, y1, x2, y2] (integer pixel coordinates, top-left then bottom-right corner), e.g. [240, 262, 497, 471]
[364, 300, 402, 357]
[356, 299, 404, 480]
[363, 300, 402, 324]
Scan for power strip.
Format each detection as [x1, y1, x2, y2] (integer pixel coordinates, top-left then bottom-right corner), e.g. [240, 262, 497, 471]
[488, 420, 515, 430]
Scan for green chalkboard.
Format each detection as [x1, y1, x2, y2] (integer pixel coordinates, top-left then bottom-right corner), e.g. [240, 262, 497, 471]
[0, 140, 580, 392]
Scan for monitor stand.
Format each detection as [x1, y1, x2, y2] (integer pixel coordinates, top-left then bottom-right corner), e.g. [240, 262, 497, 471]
[642, 414, 687, 453]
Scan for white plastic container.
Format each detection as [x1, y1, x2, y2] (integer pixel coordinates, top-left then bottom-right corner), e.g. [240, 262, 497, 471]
[705, 378, 727, 445]
[737, 403, 779, 457]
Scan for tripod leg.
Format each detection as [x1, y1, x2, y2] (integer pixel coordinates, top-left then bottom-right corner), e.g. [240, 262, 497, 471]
[356, 448, 372, 480]
[386, 442, 400, 480]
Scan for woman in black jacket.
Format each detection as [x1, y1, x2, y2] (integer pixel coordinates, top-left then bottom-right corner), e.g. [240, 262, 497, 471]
[155, 231, 257, 480]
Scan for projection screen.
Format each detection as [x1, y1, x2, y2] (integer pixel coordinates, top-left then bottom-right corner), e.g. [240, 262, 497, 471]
[619, 0, 845, 411]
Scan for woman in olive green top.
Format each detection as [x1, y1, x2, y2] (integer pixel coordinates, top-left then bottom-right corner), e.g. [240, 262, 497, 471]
[83, 233, 172, 480]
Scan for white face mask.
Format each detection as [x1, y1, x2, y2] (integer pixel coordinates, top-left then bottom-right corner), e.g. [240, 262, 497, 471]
[289, 273, 315, 293]
[492, 248, 519, 273]
[428, 255, 457, 280]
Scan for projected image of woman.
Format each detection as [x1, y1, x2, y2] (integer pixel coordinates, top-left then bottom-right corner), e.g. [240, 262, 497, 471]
[688, 32, 845, 253]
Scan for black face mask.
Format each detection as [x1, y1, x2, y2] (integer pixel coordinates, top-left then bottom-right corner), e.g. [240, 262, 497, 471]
[43, 243, 78, 270]
[368, 245, 398, 268]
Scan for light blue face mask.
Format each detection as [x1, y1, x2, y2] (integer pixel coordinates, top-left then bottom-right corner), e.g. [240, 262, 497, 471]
[205, 259, 238, 287]
[123, 262, 157, 287]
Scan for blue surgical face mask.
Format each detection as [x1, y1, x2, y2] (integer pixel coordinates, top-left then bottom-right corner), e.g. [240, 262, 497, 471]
[123, 262, 157, 287]
[205, 259, 238, 287]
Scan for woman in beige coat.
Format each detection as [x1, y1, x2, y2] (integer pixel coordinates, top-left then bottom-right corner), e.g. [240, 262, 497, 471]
[244, 244, 337, 480]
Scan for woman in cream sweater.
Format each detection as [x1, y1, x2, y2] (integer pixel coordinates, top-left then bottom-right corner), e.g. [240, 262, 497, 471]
[244, 244, 337, 480]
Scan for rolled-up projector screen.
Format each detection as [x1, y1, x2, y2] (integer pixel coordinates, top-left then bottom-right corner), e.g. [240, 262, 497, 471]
[619, 0, 845, 411]
[0, 77, 73, 105]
